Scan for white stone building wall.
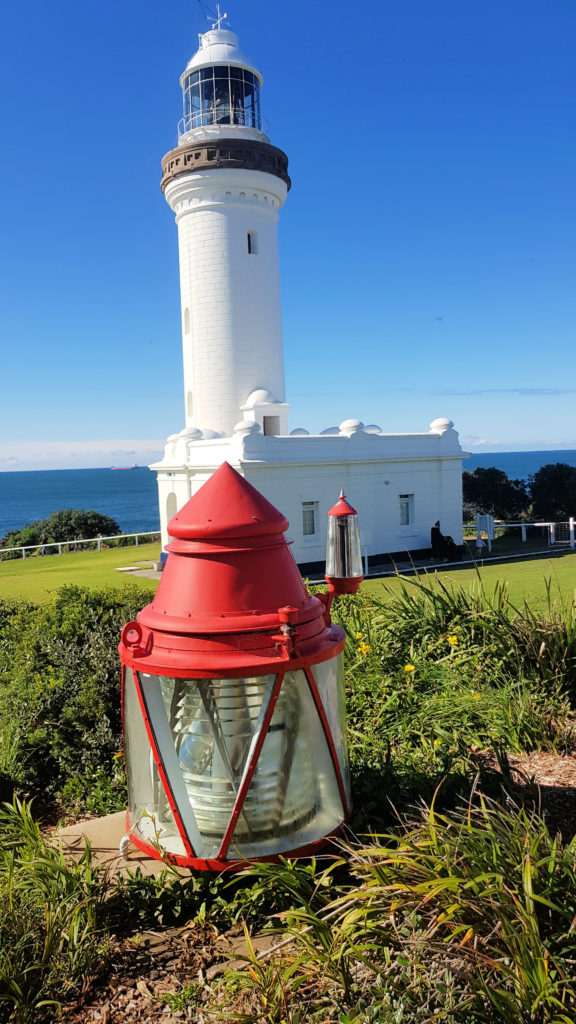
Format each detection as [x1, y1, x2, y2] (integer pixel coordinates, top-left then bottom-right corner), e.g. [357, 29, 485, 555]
[152, 421, 466, 568]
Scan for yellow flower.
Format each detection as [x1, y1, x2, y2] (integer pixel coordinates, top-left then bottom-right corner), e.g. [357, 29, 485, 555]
[448, 635, 459, 646]
[355, 631, 364, 640]
[404, 664, 415, 673]
[357, 641, 371, 657]
[472, 693, 480, 700]
[434, 738, 442, 746]
[113, 751, 124, 760]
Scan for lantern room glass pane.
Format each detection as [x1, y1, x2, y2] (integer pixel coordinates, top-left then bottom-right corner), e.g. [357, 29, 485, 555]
[123, 668, 189, 860]
[182, 65, 262, 132]
[214, 77, 231, 123]
[311, 655, 350, 808]
[228, 669, 346, 859]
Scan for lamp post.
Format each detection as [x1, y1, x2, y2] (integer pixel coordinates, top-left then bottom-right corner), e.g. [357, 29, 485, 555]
[118, 463, 362, 870]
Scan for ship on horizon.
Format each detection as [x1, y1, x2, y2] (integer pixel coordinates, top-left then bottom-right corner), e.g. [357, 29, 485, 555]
[110, 465, 139, 470]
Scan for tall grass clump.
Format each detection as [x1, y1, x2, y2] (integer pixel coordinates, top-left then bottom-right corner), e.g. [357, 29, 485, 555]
[0, 799, 109, 1023]
[331, 575, 576, 826]
[222, 796, 576, 1023]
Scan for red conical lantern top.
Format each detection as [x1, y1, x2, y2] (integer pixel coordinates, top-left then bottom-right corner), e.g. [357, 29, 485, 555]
[328, 489, 358, 517]
[168, 461, 289, 539]
[120, 463, 343, 676]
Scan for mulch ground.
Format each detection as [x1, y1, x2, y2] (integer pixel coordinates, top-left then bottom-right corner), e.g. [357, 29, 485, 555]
[60, 750, 576, 1023]
[61, 921, 278, 1023]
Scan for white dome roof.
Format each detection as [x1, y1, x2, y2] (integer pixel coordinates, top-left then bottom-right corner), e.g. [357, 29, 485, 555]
[339, 419, 365, 436]
[242, 388, 278, 408]
[429, 418, 454, 433]
[182, 29, 262, 83]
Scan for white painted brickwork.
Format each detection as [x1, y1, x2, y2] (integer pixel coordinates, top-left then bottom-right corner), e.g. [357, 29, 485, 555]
[165, 169, 288, 436]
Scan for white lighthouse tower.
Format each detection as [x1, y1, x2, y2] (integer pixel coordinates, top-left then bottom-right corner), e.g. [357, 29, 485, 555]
[161, 13, 290, 438]
[152, 15, 466, 571]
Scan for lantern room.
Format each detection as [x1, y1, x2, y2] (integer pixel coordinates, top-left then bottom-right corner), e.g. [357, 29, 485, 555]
[118, 463, 360, 870]
[178, 25, 264, 141]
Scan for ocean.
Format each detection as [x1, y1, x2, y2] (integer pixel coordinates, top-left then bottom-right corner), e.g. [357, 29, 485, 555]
[1, 450, 576, 538]
[0, 468, 159, 538]
[463, 449, 576, 482]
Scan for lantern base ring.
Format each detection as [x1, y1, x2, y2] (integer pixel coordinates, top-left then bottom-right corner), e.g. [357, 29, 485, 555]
[125, 811, 348, 872]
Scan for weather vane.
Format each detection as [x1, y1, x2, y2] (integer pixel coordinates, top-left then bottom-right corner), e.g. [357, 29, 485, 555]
[211, 4, 227, 29]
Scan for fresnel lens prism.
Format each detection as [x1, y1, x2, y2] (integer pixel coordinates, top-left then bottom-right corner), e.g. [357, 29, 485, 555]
[118, 463, 363, 870]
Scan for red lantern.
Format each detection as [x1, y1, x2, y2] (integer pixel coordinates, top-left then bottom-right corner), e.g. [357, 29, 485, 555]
[325, 490, 364, 596]
[118, 463, 356, 870]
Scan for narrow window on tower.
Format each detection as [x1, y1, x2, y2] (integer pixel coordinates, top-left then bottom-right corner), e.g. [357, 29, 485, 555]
[184, 307, 190, 334]
[302, 501, 318, 537]
[247, 230, 258, 254]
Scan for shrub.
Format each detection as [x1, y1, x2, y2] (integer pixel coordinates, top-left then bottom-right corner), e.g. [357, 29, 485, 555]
[0, 509, 121, 559]
[0, 585, 152, 811]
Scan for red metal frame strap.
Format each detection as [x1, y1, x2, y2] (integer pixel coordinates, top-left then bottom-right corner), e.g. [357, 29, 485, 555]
[217, 671, 286, 860]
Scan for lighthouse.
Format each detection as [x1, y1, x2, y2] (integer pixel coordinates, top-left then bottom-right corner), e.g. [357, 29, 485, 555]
[160, 13, 290, 438]
[152, 14, 467, 571]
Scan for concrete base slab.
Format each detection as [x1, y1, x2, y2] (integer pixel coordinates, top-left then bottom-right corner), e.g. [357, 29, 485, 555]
[55, 811, 187, 878]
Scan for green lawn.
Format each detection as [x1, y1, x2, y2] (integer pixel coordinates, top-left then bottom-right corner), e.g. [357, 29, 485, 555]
[0, 543, 161, 602]
[363, 549, 576, 609]
[2, 541, 575, 608]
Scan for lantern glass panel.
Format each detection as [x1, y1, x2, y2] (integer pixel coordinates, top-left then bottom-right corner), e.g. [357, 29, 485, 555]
[311, 654, 350, 808]
[228, 669, 346, 859]
[123, 668, 189, 859]
[159, 674, 281, 858]
[326, 514, 363, 578]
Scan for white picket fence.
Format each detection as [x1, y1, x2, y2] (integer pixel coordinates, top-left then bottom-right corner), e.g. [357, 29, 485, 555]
[1, 531, 161, 559]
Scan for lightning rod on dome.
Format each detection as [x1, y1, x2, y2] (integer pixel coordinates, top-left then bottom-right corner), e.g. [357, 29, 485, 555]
[211, 4, 227, 29]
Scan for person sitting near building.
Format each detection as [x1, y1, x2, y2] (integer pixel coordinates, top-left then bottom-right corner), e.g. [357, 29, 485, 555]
[430, 521, 443, 561]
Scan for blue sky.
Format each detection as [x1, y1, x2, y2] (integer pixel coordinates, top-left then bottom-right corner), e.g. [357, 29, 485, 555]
[0, 0, 575, 469]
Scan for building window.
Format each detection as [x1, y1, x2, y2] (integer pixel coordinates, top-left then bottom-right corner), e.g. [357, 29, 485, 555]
[247, 230, 258, 254]
[263, 415, 280, 435]
[399, 493, 414, 527]
[302, 501, 318, 537]
[184, 307, 190, 333]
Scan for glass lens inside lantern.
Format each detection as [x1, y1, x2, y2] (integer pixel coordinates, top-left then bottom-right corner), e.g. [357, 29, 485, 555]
[311, 654, 350, 808]
[161, 674, 277, 858]
[227, 668, 346, 859]
[326, 514, 363, 578]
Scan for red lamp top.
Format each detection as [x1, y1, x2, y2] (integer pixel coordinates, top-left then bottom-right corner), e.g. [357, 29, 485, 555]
[328, 490, 358, 517]
[168, 462, 289, 540]
[119, 462, 344, 676]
